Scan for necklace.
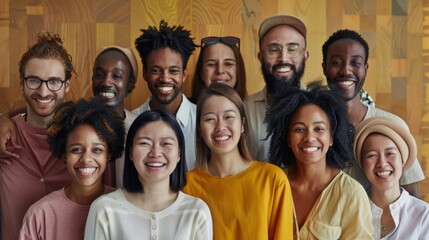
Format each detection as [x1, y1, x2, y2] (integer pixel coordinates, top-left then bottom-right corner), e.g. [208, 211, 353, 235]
[381, 225, 387, 231]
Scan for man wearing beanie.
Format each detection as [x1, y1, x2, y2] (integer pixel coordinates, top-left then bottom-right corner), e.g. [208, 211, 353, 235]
[92, 45, 139, 187]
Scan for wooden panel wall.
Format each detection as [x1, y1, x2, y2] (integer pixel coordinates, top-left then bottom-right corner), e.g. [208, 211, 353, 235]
[1, 0, 428, 201]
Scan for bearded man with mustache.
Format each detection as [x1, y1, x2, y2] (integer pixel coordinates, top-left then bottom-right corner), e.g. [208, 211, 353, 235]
[244, 15, 309, 162]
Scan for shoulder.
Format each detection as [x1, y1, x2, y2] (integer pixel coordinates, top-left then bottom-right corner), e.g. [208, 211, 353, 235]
[179, 192, 210, 210]
[177, 192, 212, 218]
[334, 172, 368, 198]
[366, 107, 408, 129]
[91, 189, 123, 207]
[249, 161, 288, 185]
[244, 88, 266, 105]
[24, 189, 64, 216]
[402, 190, 429, 213]
[132, 98, 151, 115]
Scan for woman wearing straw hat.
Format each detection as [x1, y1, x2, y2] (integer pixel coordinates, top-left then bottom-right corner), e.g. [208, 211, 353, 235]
[354, 116, 429, 239]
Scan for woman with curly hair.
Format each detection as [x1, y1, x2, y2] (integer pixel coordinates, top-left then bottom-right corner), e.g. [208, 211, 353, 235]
[265, 82, 373, 239]
[19, 99, 125, 240]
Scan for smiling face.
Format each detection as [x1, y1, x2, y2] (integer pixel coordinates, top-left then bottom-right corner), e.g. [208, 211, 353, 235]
[201, 43, 237, 88]
[258, 25, 308, 93]
[361, 133, 402, 191]
[323, 38, 368, 102]
[130, 120, 180, 187]
[288, 104, 332, 166]
[65, 124, 109, 188]
[92, 50, 131, 111]
[144, 48, 186, 105]
[200, 95, 243, 157]
[22, 58, 70, 119]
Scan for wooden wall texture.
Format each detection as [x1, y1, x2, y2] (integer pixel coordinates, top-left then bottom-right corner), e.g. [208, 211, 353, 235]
[1, 0, 429, 201]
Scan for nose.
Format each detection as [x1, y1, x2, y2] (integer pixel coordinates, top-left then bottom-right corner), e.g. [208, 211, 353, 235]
[339, 63, 352, 75]
[160, 69, 171, 81]
[303, 130, 316, 142]
[215, 63, 225, 74]
[277, 48, 291, 63]
[215, 119, 226, 131]
[79, 150, 94, 163]
[375, 154, 388, 167]
[149, 144, 162, 158]
[37, 81, 52, 96]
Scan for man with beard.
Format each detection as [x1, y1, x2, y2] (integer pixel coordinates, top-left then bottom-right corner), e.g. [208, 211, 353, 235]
[0, 32, 72, 240]
[132, 20, 198, 169]
[244, 15, 309, 162]
[92, 46, 138, 187]
[322, 29, 424, 197]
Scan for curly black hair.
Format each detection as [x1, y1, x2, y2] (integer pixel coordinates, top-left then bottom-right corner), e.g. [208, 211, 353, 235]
[265, 81, 354, 169]
[322, 29, 369, 65]
[47, 98, 125, 161]
[134, 20, 197, 70]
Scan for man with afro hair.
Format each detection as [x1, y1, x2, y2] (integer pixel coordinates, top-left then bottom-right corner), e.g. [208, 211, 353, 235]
[133, 20, 198, 169]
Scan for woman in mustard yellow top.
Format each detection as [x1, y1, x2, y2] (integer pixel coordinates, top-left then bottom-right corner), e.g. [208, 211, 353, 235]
[266, 82, 373, 239]
[183, 84, 294, 239]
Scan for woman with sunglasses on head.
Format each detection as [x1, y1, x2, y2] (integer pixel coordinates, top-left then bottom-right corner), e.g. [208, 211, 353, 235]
[266, 82, 373, 239]
[184, 84, 294, 239]
[354, 117, 429, 239]
[190, 36, 247, 103]
[19, 99, 124, 240]
[84, 109, 212, 240]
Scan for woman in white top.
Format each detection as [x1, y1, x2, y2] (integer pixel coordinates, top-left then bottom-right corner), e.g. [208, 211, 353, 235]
[84, 109, 212, 240]
[354, 116, 429, 239]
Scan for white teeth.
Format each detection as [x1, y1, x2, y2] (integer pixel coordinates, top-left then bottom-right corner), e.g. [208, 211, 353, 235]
[213, 80, 227, 83]
[100, 92, 115, 98]
[276, 66, 291, 73]
[158, 86, 173, 91]
[146, 162, 165, 167]
[376, 171, 392, 177]
[214, 136, 229, 141]
[337, 81, 354, 87]
[302, 147, 318, 152]
[78, 167, 96, 175]
[37, 99, 53, 104]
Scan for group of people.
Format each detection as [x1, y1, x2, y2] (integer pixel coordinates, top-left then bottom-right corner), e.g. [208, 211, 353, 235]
[0, 13, 427, 240]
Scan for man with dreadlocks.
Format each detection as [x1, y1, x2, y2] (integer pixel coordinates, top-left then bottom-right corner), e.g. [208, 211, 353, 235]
[133, 20, 198, 169]
[0, 32, 73, 240]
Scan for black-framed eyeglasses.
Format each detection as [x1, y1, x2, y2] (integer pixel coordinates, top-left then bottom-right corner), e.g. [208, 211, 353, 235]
[264, 43, 304, 58]
[23, 77, 66, 92]
[201, 36, 240, 49]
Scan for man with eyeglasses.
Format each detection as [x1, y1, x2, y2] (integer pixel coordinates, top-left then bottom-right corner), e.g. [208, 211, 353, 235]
[0, 32, 72, 240]
[244, 15, 309, 162]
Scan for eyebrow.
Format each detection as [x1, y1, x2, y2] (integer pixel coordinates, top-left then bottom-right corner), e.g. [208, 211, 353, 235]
[202, 109, 237, 116]
[291, 121, 327, 126]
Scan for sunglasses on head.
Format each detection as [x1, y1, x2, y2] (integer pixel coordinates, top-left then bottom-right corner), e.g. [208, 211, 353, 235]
[201, 36, 240, 49]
